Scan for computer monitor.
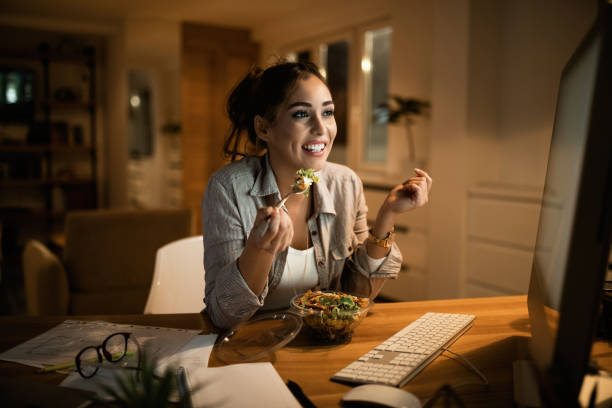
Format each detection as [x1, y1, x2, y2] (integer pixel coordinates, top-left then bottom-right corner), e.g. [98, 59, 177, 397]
[527, 1, 612, 406]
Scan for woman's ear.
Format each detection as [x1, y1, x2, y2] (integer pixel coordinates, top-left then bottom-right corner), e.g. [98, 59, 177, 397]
[254, 115, 271, 142]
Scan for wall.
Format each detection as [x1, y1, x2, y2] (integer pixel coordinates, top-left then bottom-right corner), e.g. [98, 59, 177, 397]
[252, 0, 598, 300]
[252, 0, 434, 184]
[467, 0, 596, 188]
[441, 0, 596, 298]
[123, 19, 182, 209]
[105, 26, 128, 208]
[496, 0, 596, 186]
[3, 0, 597, 300]
[428, 0, 471, 299]
[0, 16, 186, 210]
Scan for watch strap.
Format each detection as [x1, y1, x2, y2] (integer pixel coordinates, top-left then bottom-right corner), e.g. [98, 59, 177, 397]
[368, 227, 394, 249]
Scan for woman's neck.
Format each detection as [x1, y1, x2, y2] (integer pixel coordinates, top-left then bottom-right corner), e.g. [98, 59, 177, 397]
[268, 154, 299, 197]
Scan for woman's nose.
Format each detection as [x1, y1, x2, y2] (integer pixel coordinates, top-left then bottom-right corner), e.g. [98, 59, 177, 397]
[310, 115, 324, 134]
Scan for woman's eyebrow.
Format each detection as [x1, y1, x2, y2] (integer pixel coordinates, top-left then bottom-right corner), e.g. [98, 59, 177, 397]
[287, 100, 334, 109]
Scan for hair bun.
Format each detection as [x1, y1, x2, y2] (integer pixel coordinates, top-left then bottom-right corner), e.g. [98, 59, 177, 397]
[227, 67, 262, 128]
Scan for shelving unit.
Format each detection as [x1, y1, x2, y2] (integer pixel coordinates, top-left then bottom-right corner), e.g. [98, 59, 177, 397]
[0, 39, 100, 241]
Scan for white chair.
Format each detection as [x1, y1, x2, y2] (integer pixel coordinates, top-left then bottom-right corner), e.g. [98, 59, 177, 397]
[144, 235, 205, 314]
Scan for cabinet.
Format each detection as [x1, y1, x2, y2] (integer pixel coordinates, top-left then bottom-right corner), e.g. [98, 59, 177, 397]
[0, 40, 99, 239]
[464, 183, 542, 297]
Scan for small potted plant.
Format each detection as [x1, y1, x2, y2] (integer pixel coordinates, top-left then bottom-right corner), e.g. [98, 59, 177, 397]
[374, 95, 430, 163]
[94, 351, 196, 408]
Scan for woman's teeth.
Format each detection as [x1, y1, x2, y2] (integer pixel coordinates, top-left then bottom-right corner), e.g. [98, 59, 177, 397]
[303, 144, 325, 153]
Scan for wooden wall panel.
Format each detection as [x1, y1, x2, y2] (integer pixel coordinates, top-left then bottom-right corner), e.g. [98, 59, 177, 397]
[181, 23, 258, 233]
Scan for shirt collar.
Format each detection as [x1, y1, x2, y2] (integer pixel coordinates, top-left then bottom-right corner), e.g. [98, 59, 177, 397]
[312, 164, 336, 216]
[249, 154, 280, 198]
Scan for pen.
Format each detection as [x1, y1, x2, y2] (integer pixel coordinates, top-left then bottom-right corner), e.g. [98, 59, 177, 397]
[286, 380, 317, 408]
[40, 350, 136, 372]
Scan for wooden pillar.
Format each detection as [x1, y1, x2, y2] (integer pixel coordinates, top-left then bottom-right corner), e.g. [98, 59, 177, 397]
[181, 23, 258, 233]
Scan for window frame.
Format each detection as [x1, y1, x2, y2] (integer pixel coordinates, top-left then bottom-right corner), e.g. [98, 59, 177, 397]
[352, 21, 393, 176]
[280, 19, 393, 178]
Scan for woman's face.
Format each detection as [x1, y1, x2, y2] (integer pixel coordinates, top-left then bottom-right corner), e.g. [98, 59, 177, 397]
[258, 74, 337, 173]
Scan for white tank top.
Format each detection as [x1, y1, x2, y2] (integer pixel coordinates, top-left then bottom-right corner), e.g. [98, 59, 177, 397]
[262, 246, 319, 310]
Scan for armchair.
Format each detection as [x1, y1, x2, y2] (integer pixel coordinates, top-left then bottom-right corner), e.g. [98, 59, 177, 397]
[22, 208, 192, 315]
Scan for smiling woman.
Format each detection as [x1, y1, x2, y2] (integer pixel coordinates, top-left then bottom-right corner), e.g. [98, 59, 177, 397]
[201, 61, 432, 330]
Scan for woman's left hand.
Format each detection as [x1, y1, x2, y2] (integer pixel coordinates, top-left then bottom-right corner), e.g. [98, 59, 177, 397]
[383, 168, 432, 214]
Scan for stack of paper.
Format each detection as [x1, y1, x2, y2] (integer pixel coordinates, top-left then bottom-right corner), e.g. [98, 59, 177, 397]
[184, 362, 301, 408]
[60, 334, 218, 399]
[0, 320, 201, 369]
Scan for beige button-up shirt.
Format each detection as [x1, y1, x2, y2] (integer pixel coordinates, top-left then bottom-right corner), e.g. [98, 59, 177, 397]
[202, 154, 402, 329]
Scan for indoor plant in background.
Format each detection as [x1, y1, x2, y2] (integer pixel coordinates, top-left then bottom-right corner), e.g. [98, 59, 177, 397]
[374, 95, 430, 164]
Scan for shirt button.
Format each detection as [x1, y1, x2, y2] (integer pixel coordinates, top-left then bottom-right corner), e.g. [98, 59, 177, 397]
[318, 260, 325, 266]
[311, 230, 318, 236]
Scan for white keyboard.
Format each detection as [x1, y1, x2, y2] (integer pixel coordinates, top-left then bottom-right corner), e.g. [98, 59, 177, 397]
[332, 312, 475, 387]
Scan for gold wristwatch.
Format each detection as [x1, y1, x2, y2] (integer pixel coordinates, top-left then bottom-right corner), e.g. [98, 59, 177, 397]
[368, 227, 394, 249]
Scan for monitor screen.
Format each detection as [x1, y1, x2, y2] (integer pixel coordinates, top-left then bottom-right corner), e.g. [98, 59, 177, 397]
[527, 2, 612, 405]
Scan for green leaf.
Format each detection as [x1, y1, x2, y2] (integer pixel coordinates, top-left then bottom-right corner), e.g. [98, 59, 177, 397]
[319, 297, 331, 306]
[94, 349, 192, 408]
[340, 296, 355, 306]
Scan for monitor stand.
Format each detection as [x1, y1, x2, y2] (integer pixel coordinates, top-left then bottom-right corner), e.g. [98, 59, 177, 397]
[514, 359, 612, 407]
[578, 371, 612, 407]
[513, 360, 542, 408]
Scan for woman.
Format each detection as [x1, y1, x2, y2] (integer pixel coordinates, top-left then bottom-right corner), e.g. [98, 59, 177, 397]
[202, 61, 432, 329]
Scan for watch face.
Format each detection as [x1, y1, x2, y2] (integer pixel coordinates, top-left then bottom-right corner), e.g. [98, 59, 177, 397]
[368, 229, 393, 248]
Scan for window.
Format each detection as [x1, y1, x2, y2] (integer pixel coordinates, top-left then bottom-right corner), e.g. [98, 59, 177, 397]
[362, 27, 392, 165]
[288, 37, 350, 165]
[283, 23, 392, 173]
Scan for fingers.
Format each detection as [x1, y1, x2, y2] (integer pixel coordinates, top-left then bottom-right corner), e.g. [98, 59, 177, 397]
[255, 206, 276, 224]
[252, 207, 276, 239]
[414, 168, 433, 191]
[268, 222, 293, 252]
[400, 169, 432, 194]
[251, 206, 293, 253]
[266, 211, 292, 252]
[388, 169, 432, 212]
[399, 182, 421, 198]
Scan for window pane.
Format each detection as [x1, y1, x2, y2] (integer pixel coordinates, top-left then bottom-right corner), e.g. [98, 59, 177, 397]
[6, 73, 20, 104]
[128, 70, 153, 158]
[321, 40, 349, 164]
[363, 27, 392, 164]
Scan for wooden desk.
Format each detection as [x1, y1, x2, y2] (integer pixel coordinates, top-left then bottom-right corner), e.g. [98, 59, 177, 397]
[1, 296, 610, 407]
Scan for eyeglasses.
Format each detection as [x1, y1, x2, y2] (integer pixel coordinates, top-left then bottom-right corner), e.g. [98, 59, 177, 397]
[75, 332, 141, 379]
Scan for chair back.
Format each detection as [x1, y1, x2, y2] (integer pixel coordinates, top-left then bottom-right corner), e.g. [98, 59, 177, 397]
[63, 208, 192, 314]
[22, 240, 69, 315]
[144, 235, 205, 314]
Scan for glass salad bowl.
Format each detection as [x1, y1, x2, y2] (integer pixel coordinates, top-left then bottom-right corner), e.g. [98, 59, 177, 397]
[290, 290, 373, 342]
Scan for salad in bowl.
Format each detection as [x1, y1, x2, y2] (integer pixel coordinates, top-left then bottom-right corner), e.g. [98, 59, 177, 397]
[290, 290, 373, 342]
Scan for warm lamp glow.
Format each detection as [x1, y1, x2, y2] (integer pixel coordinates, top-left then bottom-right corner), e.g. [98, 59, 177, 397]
[361, 58, 372, 73]
[130, 94, 141, 108]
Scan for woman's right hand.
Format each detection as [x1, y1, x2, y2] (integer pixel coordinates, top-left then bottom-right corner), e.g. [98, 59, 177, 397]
[248, 206, 293, 254]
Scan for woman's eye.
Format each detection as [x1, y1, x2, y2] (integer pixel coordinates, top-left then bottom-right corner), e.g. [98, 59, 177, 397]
[292, 110, 308, 118]
[323, 109, 335, 117]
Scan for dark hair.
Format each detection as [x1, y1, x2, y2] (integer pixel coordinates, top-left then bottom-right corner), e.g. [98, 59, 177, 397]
[224, 60, 327, 161]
